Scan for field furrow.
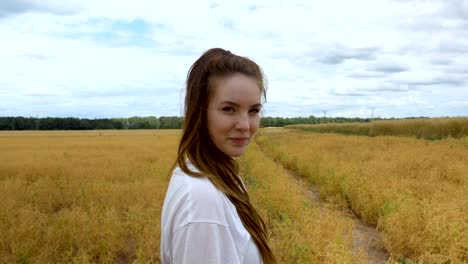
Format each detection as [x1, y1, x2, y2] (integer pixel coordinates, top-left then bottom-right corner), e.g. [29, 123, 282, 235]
[256, 128, 468, 263]
[254, 147, 390, 264]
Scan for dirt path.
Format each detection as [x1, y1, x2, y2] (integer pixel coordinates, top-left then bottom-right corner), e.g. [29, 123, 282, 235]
[352, 221, 389, 264]
[282, 166, 390, 263]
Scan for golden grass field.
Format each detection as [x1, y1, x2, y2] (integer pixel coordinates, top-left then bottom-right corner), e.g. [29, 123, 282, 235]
[0, 129, 366, 263]
[1, 128, 466, 263]
[0, 130, 179, 263]
[257, 128, 468, 263]
[287, 117, 468, 140]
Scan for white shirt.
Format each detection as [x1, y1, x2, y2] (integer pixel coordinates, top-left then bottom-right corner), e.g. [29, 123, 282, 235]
[160, 164, 262, 264]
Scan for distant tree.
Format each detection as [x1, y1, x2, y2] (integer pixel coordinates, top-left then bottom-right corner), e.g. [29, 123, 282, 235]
[159, 116, 182, 129]
[0, 115, 388, 130]
[79, 119, 92, 129]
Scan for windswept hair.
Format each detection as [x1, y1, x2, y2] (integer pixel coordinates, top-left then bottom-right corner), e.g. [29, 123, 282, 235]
[172, 48, 275, 263]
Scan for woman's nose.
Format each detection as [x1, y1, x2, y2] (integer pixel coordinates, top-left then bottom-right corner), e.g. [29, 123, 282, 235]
[235, 113, 250, 130]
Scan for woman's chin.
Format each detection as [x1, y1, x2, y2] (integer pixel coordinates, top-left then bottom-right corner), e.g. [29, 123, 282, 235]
[224, 146, 247, 158]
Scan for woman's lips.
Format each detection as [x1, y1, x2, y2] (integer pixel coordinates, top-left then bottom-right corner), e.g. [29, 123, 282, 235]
[229, 137, 249, 146]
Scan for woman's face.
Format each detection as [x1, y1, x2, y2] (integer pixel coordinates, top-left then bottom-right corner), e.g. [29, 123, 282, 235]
[207, 73, 262, 157]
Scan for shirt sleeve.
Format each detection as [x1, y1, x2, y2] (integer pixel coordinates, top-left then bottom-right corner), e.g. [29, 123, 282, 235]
[172, 222, 240, 264]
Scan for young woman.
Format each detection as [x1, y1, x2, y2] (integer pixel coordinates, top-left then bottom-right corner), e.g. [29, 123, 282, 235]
[160, 48, 275, 263]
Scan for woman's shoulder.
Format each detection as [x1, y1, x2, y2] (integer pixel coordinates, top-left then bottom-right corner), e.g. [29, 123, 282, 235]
[170, 166, 219, 199]
[166, 166, 229, 225]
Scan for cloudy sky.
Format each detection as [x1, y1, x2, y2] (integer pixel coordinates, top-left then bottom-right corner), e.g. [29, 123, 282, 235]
[1, 0, 467, 118]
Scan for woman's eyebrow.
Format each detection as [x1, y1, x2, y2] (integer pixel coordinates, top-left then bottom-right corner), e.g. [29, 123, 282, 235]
[219, 100, 239, 107]
[251, 103, 262, 108]
[219, 100, 262, 108]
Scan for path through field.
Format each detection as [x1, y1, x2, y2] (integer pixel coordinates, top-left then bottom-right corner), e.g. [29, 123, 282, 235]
[259, 147, 390, 263]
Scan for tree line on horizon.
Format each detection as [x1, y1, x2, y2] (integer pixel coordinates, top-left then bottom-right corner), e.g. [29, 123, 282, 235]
[0, 116, 428, 130]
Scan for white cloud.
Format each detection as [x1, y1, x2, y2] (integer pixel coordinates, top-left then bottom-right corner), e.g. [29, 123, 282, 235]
[0, 0, 467, 118]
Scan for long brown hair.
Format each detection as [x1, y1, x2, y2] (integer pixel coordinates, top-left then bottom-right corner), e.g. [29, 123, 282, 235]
[172, 48, 275, 263]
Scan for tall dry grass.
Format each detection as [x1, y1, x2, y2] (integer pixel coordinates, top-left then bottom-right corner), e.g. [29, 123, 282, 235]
[1, 129, 369, 263]
[287, 117, 468, 140]
[0, 130, 178, 263]
[256, 129, 468, 263]
[240, 142, 368, 263]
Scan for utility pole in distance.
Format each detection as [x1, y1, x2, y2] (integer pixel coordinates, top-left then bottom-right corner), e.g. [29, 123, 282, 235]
[35, 113, 40, 130]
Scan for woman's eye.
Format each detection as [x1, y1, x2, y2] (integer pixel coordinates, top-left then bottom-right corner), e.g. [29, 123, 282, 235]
[222, 107, 235, 112]
[249, 108, 260, 114]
